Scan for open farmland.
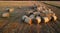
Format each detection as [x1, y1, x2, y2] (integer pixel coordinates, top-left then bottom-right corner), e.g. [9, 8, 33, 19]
[41, 1, 60, 7]
[0, 1, 60, 33]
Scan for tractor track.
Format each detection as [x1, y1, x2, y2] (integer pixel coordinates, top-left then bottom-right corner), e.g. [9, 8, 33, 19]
[47, 21, 60, 33]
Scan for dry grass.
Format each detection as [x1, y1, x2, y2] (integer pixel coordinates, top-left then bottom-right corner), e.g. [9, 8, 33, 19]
[0, 1, 37, 7]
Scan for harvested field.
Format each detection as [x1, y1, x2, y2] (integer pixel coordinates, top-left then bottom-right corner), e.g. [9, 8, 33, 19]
[0, 1, 60, 33]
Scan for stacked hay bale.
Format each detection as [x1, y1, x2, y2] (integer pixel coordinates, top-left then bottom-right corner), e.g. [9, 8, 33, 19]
[22, 4, 57, 24]
[2, 8, 14, 18]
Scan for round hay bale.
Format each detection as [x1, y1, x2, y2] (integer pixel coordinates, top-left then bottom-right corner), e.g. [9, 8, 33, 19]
[29, 14, 35, 19]
[52, 15, 57, 21]
[2, 12, 9, 18]
[24, 17, 32, 25]
[43, 17, 49, 23]
[22, 15, 32, 25]
[9, 8, 14, 13]
[36, 16, 41, 24]
[5, 8, 14, 13]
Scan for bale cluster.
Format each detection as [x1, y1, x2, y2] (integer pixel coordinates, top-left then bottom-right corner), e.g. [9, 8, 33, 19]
[22, 5, 57, 24]
[2, 8, 14, 18]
